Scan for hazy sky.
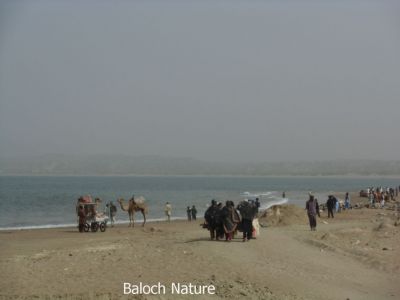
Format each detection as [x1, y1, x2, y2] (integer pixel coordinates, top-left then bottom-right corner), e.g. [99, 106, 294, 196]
[1, 0, 399, 162]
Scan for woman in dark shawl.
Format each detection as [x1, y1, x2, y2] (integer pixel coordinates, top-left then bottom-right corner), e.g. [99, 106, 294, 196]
[221, 201, 241, 241]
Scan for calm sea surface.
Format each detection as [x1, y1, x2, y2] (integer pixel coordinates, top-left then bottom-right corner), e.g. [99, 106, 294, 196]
[0, 175, 399, 229]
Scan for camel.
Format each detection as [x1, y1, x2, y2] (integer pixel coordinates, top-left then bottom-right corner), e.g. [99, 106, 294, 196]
[117, 196, 148, 227]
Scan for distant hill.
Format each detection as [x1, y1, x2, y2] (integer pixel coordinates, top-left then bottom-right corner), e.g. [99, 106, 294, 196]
[0, 154, 400, 176]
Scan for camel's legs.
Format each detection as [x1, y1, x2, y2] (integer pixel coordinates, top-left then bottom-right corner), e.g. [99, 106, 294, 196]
[141, 210, 146, 227]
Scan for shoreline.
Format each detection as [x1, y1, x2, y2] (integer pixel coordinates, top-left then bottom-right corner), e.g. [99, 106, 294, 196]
[0, 191, 394, 232]
[0, 217, 189, 232]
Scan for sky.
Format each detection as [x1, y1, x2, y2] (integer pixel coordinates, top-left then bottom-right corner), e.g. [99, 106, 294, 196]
[0, 0, 399, 163]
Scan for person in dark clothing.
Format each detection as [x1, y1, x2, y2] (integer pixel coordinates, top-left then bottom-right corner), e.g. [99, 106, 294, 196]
[191, 205, 197, 220]
[78, 205, 86, 232]
[315, 198, 321, 218]
[237, 200, 257, 242]
[204, 200, 220, 240]
[326, 195, 335, 218]
[215, 203, 224, 240]
[221, 201, 240, 241]
[255, 198, 260, 214]
[344, 192, 351, 209]
[306, 195, 318, 231]
[187, 206, 192, 221]
[106, 201, 117, 227]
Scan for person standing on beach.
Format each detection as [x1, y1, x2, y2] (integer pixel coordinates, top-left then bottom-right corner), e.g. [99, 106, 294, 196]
[165, 202, 172, 222]
[369, 192, 374, 207]
[253, 198, 261, 238]
[78, 205, 86, 232]
[191, 205, 197, 220]
[186, 206, 192, 221]
[215, 202, 224, 240]
[380, 197, 385, 209]
[204, 199, 219, 240]
[255, 198, 260, 212]
[237, 199, 257, 241]
[315, 198, 321, 217]
[106, 201, 117, 227]
[344, 192, 350, 210]
[326, 195, 335, 218]
[306, 194, 318, 231]
[335, 196, 340, 213]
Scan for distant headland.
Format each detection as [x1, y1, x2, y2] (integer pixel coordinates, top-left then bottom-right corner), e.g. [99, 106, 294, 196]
[1, 154, 400, 176]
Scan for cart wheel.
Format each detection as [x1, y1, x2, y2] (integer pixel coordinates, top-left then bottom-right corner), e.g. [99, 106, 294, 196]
[91, 222, 99, 232]
[100, 222, 106, 232]
[84, 223, 90, 232]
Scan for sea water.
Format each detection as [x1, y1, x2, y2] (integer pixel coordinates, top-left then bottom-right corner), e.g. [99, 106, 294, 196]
[0, 175, 399, 230]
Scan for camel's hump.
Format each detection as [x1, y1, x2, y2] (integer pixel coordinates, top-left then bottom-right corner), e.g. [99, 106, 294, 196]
[134, 196, 145, 204]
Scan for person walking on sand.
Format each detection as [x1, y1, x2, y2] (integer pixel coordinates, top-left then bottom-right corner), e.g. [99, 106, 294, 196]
[191, 205, 197, 220]
[306, 194, 318, 231]
[165, 202, 172, 222]
[221, 201, 240, 241]
[186, 206, 192, 221]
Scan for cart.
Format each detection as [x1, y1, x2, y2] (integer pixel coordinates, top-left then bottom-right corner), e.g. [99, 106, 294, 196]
[77, 201, 108, 232]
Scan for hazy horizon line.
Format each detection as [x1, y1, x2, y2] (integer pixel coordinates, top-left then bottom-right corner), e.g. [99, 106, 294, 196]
[1, 153, 399, 164]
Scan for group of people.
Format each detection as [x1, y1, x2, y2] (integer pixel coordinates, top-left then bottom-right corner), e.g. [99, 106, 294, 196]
[186, 205, 197, 221]
[164, 202, 198, 222]
[203, 198, 260, 242]
[305, 192, 352, 231]
[326, 192, 351, 217]
[366, 186, 398, 208]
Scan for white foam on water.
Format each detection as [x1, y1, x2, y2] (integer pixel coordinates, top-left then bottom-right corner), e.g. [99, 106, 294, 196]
[261, 198, 289, 210]
[240, 191, 273, 198]
[0, 223, 77, 231]
[240, 190, 289, 210]
[0, 217, 187, 231]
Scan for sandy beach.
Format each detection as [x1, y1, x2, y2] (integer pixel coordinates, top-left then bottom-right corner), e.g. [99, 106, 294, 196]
[0, 193, 399, 300]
